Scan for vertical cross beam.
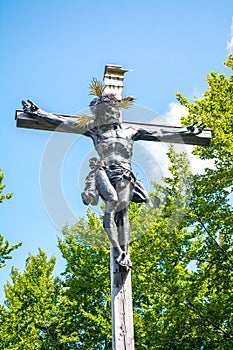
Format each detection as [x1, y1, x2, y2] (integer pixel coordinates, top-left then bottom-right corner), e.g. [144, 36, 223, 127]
[111, 248, 135, 349]
[104, 65, 135, 349]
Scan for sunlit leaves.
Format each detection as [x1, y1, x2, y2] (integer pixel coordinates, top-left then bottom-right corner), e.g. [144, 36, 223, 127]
[0, 169, 13, 203]
[0, 249, 64, 349]
[0, 169, 22, 268]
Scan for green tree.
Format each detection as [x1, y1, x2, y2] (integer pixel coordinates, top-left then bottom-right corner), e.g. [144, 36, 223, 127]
[57, 213, 112, 349]
[166, 53, 233, 349]
[0, 249, 65, 349]
[131, 151, 233, 349]
[177, 54, 233, 173]
[0, 169, 21, 268]
[130, 54, 233, 349]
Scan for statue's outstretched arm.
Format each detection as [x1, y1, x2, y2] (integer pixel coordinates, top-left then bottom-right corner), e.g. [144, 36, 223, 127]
[22, 100, 70, 126]
[133, 121, 204, 143]
[21, 99, 92, 134]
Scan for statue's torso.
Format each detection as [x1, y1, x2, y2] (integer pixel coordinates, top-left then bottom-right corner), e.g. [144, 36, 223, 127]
[92, 126, 136, 169]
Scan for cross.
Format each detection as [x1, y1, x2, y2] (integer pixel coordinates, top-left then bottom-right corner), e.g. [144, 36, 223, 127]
[15, 65, 211, 350]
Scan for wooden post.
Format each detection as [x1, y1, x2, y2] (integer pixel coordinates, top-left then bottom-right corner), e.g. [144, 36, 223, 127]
[111, 246, 134, 350]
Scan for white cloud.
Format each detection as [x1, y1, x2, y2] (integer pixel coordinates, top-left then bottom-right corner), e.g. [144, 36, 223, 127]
[150, 101, 188, 127]
[163, 101, 188, 126]
[227, 17, 233, 52]
[139, 103, 189, 183]
[188, 151, 215, 174]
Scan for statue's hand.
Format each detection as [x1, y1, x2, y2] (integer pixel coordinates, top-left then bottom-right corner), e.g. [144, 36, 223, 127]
[22, 99, 41, 115]
[21, 100, 65, 126]
[187, 121, 204, 135]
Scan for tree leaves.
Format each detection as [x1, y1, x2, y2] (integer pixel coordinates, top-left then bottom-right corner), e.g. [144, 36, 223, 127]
[0, 236, 22, 268]
[0, 169, 12, 203]
[0, 169, 22, 268]
[0, 249, 64, 349]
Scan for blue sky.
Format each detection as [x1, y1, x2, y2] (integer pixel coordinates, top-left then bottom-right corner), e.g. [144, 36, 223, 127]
[0, 0, 232, 302]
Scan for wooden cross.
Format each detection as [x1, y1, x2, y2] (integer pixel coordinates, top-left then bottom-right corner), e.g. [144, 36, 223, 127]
[15, 65, 211, 350]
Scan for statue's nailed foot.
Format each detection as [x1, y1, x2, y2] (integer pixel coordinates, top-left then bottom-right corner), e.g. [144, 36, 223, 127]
[116, 251, 132, 269]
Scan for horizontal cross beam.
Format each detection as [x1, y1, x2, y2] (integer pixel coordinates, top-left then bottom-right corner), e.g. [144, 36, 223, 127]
[15, 110, 212, 146]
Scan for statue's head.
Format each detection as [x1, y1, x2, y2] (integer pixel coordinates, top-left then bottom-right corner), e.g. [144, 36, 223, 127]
[89, 94, 121, 128]
[74, 78, 135, 130]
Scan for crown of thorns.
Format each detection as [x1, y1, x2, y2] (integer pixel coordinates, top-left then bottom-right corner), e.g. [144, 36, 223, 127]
[74, 78, 135, 128]
[89, 93, 119, 114]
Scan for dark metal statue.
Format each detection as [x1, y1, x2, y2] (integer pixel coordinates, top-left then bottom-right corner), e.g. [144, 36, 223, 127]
[21, 80, 203, 268]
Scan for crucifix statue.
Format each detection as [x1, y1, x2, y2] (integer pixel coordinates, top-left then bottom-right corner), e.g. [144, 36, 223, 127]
[16, 64, 211, 349]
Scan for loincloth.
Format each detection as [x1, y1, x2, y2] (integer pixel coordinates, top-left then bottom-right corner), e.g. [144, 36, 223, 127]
[81, 158, 150, 206]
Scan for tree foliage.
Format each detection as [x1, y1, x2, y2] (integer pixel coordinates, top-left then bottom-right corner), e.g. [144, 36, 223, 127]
[131, 150, 233, 349]
[0, 169, 22, 268]
[57, 223, 112, 349]
[0, 249, 66, 349]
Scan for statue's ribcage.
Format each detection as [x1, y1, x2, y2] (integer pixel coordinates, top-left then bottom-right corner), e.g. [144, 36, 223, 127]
[96, 139, 133, 160]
